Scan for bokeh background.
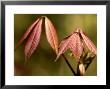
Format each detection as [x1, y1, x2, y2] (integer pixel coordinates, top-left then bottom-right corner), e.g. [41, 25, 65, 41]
[14, 14, 97, 76]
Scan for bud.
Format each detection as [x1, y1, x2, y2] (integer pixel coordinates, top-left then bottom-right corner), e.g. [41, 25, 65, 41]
[79, 63, 85, 75]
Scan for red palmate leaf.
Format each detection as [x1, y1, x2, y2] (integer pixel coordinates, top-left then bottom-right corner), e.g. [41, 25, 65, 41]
[24, 18, 43, 60]
[45, 17, 58, 54]
[56, 33, 83, 61]
[56, 28, 96, 61]
[55, 36, 71, 61]
[15, 17, 41, 50]
[79, 29, 97, 54]
[69, 33, 83, 61]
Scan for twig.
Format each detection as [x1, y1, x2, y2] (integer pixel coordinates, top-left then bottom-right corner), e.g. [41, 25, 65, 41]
[62, 54, 76, 76]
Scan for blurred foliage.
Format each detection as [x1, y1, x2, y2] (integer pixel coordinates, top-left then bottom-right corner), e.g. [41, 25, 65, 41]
[14, 14, 97, 76]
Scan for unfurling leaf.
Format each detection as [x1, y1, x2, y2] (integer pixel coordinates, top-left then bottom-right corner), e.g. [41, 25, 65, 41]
[24, 18, 43, 60]
[45, 17, 58, 54]
[15, 17, 42, 50]
[79, 29, 97, 55]
[69, 33, 83, 61]
[56, 28, 96, 62]
[15, 16, 59, 60]
[79, 63, 85, 75]
[56, 33, 83, 61]
[55, 36, 71, 61]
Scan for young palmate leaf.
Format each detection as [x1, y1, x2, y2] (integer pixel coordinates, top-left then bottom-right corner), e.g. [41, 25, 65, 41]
[56, 32, 83, 62]
[69, 33, 83, 61]
[15, 16, 59, 60]
[75, 28, 97, 54]
[15, 17, 43, 60]
[56, 36, 71, 61]
[80, 30, 97, 55]
[56, 28, 97, 62]
[15, 17, 42, 50]
[45, 17, 58, 54]
[24, 19, 43, 60]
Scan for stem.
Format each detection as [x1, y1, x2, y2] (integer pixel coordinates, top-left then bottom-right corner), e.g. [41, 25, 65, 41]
[62, 54, 76, 76]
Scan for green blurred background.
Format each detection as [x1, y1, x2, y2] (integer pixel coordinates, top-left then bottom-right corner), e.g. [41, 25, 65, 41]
[14, 14, 97, 76]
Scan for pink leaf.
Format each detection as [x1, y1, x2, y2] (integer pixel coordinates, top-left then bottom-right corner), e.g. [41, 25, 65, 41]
[24, 18, 43, 60]
[45, 17, 58, 54]
[15, 17, 41, 50]
[56, 33, 83, 61]
[69, 33, 83, 61]
[56, 28, 96, 62]
[55, 36, 71, 61]
[80, 29, 97, 54]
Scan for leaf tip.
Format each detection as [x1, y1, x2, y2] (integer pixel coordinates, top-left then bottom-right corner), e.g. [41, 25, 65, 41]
[45, 16, 59, 55]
